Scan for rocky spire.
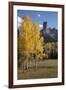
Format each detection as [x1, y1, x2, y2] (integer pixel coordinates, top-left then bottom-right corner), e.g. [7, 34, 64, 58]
[43, 22, 48, 31]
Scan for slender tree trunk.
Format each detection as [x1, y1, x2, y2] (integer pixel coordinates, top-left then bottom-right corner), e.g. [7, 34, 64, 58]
[22, 54, 29, 72]
[35, 56, 38, 71]
[26, 58, 28, 70]
[35, 60, 37, 71]
[24, 56, 28, 71]
[22, 63, 25, 72]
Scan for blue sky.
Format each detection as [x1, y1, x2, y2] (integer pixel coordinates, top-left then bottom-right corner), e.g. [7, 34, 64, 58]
[17, 10, 58, 29]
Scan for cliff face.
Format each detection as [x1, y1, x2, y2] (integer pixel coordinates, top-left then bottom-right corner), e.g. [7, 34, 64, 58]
[40, 22, 58, 43]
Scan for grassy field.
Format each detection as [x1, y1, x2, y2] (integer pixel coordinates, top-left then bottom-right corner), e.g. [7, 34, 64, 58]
[18, 59, 58, 80]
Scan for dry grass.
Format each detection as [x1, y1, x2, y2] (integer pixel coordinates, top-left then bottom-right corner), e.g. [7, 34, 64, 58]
[18, 59, 58, 80]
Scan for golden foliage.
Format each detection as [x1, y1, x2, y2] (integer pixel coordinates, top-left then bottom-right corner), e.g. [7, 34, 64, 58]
[18, 16, 44, 61]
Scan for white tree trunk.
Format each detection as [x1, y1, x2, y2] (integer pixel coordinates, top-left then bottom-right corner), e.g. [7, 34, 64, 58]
[35, 56, 38, 71]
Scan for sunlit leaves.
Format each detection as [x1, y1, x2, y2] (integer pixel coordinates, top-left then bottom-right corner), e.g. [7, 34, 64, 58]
[18, 16, 45, 63]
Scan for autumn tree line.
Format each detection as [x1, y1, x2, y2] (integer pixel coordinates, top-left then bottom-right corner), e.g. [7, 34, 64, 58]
[18, 16, 57, 71]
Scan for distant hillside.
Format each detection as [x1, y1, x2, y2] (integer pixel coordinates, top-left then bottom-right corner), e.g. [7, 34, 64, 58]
[40, 22, 58, 43]
[40, 28, 58, 43]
